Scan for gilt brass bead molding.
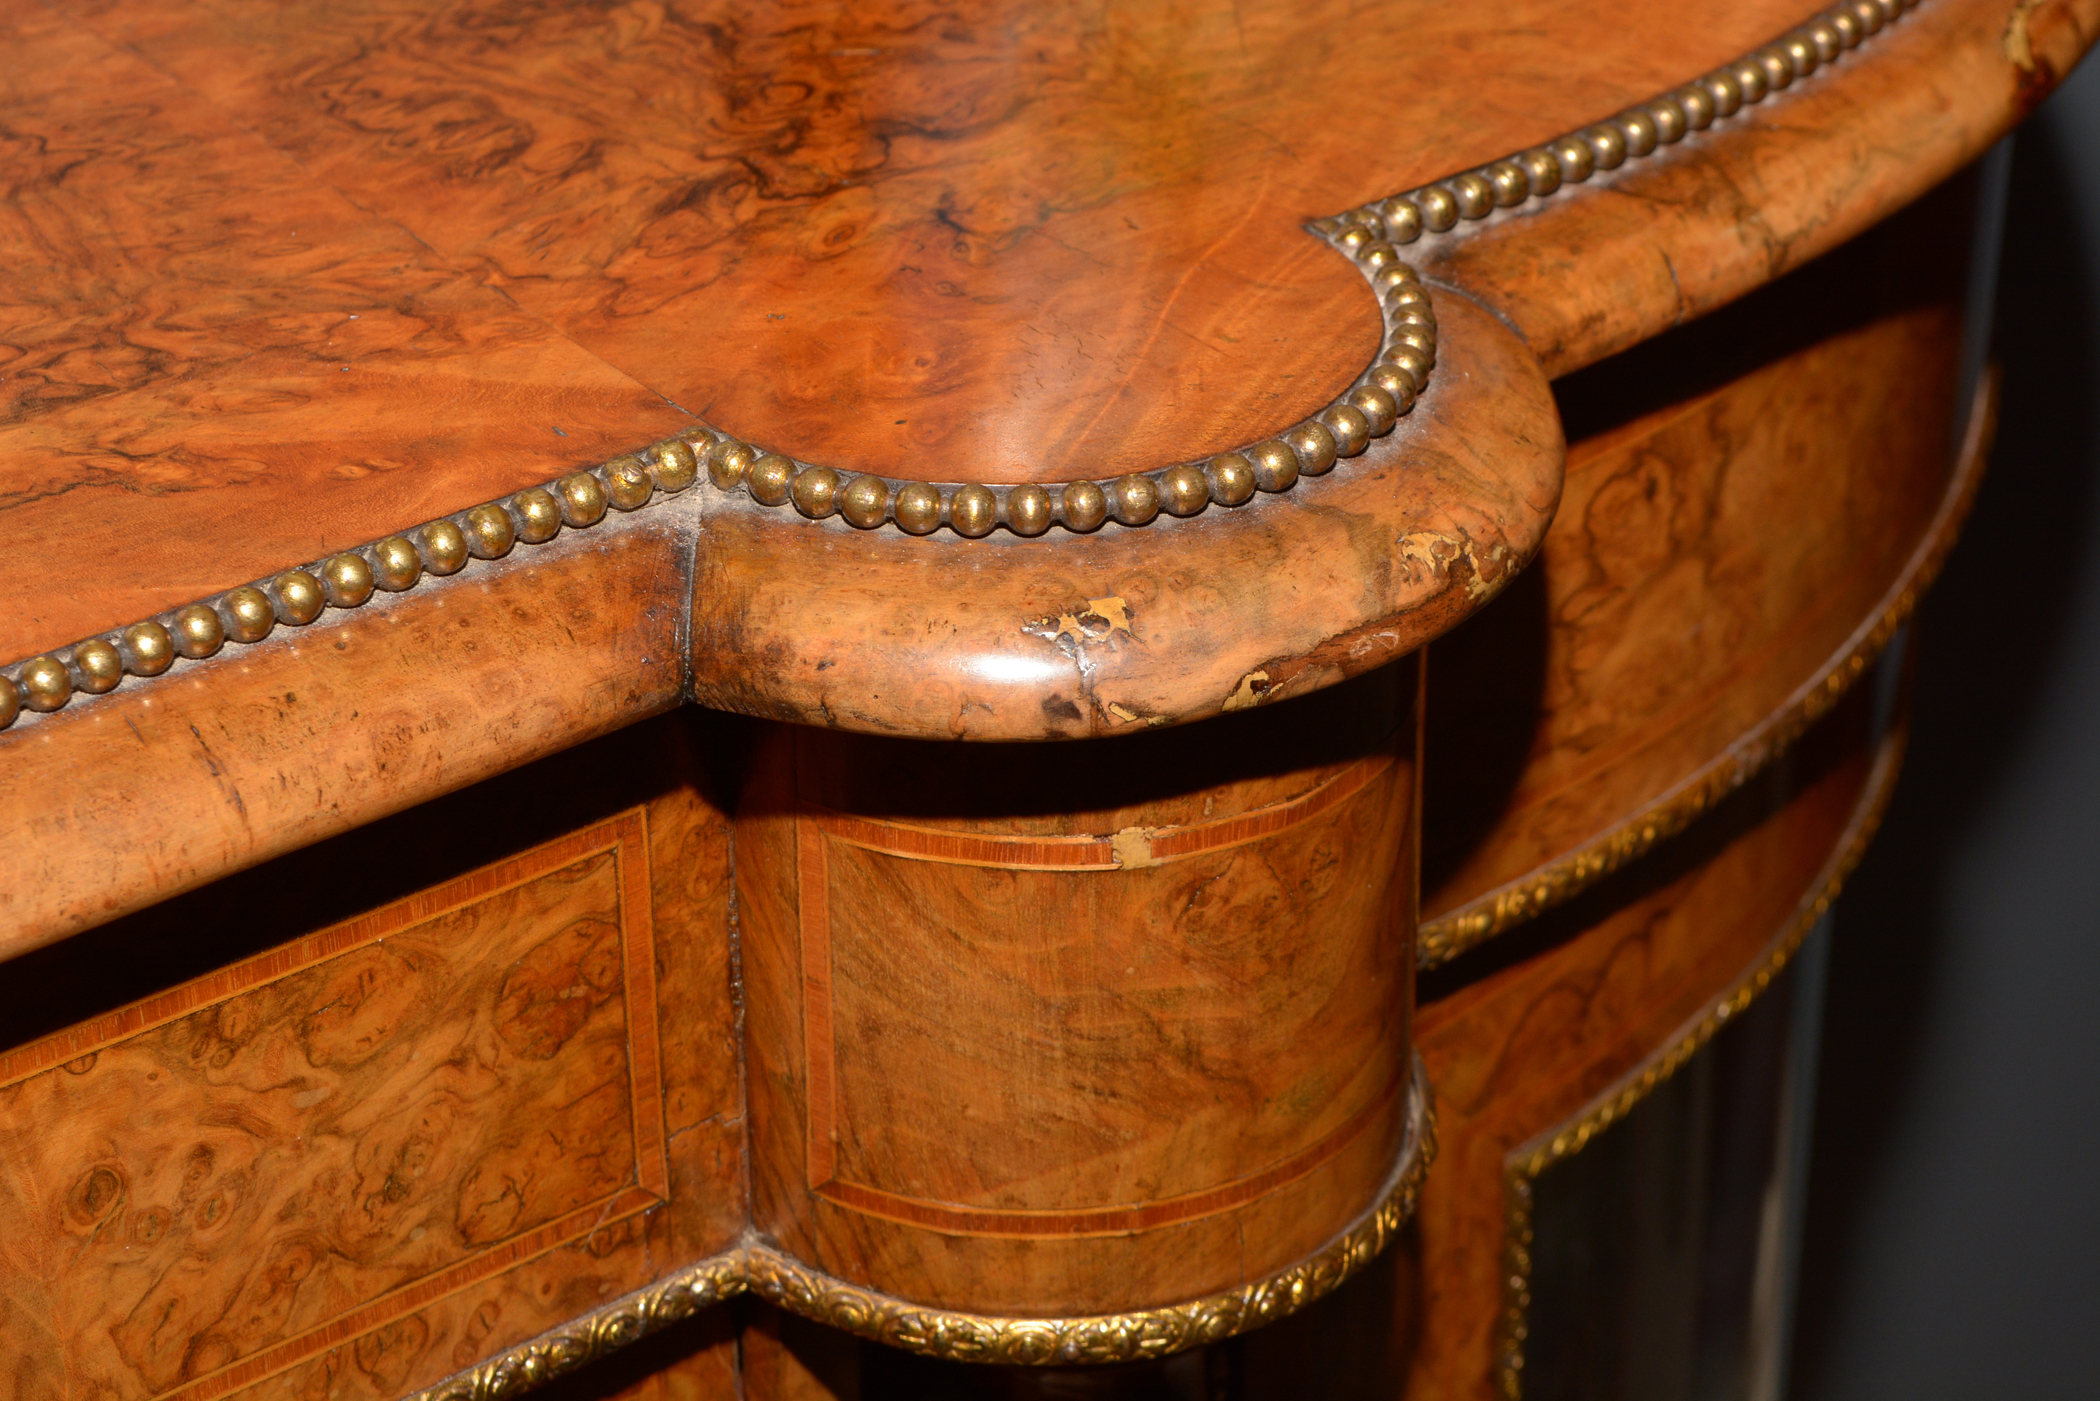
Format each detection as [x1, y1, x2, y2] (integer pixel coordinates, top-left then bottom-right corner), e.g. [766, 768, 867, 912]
[404, 1061, 1432, 1396]
[750, 1056, 1434, 1365]
[1417, 361, 1994, 968]
[0, 448, 700, 733]
[405, 1254, 746, 1401]
[1316, 0, 1922, 252]
[1492, 720, 1907, 1400]
[687, 257, 1435, 540]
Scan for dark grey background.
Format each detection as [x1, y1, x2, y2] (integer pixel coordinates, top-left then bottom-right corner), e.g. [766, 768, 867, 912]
[1790, 52, 2100, 1401]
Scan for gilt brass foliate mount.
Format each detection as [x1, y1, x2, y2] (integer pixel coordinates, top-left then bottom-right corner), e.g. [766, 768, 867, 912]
[1317, 0, 1919, 248]
[406, 1059, 1434, 1398]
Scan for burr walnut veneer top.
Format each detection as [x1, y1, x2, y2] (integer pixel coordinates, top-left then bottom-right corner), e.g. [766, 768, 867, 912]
[6, 0, 1829, 658]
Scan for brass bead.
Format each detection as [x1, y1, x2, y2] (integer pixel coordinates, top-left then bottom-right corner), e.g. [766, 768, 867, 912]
[1412, 185, 1458, 232]
[1781, 33, 1819, 76]
[420, 520, 469, 576]
[1359, 241, 1400, 272]
[513, 488, 562, 544]
[1551, 136, 1596, 183]
[1386, 284, 1431, 315]
[1348, 384, 1400, 435]
[1732, 58, 1770, 104]
[1756, 47, 1795, 91]
[1448, 174, 1495, 220]
[19, 656, 69, 712]
[73, 639, 122, 694]
[1484, 161, 1529, 207]
[1851, 0, 1885, 35]
[465, 503, 517, 558]
[651, 439, 699, 493]
[1806, 20, 1843, 61]
[1207, 453, 1257, 507]
[603, 455, 654, 512]
[709, 439, 755, 490]
[1394, 327, 1436, 362]
[1249, 440, 1299, 493]
[1517, 148, 1562, 197]
[173, 603, 226, 659]
[791, 466, 841, 519]
[1385, 345, 1433, 385]
[839, 474, 889, 529]
[1676, 85, 1716, 130]
[1703, 70, 1744, 117]
[1646, 99, 1687, 144]
[1584, 124, 1628, 170]
[1379, 197, 1423, 244]
[1376, 266, 1416, 297]
[746, 454, 794, 507]
[0, 676, 16, 730]
[557, 471, 608, 526]
[1287, 421, 1339, 475]
[950, 483, 998, 537]
[1320, 404, 1372, 457]
[1616, 110, 1659, 159]
[223, 585, 276, 642]
[1391, 306, 1437, 335]
[1830, 9, 1863, 47]
[322, 552, 375, 607]
[1158, 463, 1209, 517]
[1060, 480, 1108, 532]
[894, 481, 943, 535]
[124, 621, 173, 676]
[1369, 363, 1421, 405]
[371, 536, 422, 592]
[1006, 484, 1053, 536]
[1336, 223, 1374, 254]
[1108, 474, 1161, 526]
[274, 570, 325, 624]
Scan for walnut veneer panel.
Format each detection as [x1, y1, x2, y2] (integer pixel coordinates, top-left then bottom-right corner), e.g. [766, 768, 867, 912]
[0, 719, 742, 1401]
[48, 0, 1802, 488]
[1422, 186, 1971, 938]
[1406, 690, 1888, 1401]
[737, 665, 1418, 1315]
[0, 1, 679, 664]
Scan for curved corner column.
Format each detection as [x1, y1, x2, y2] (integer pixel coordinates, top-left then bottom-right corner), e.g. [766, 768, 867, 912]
[733, 658, 1424, 1327]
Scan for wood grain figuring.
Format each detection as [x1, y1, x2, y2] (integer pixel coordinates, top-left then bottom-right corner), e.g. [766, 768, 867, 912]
[45, 0, 1807, 489]
[0, 813, 665, 1401]
[1421, 186, 1970, 933]
[1403, 689, 1885, 1401]
[0, 715, 746, 1401]
[686, 289, 1561, 741]
[0, 1, 680, 665]
[1419, 0, 2100, 379]
[0, 519, 686, 959]
[737, 663, 1419, 1314]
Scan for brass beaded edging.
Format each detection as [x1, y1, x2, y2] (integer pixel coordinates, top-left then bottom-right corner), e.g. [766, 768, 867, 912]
[1491, 719, 1907, 1400]
[404, 1060, 1432, 1398]
[1316, 0, 1921, 253]
[680, 253, 1434, 539]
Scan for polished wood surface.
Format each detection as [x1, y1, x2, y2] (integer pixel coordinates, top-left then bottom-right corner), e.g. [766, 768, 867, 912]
[0, 3, 2092, 1400]
[738, 665, 1418, 1314]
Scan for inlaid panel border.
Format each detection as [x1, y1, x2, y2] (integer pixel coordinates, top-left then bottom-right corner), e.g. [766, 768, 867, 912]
[402, 1059, 1436, 1391]
[3, 809, 671, 1401]
[791, 752, 1405, 1237]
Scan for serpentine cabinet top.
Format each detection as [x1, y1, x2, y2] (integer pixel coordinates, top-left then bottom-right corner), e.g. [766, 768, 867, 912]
[0, 0, 2093, 946]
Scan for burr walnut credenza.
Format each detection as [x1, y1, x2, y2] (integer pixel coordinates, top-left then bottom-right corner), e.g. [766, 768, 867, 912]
[0, 0, 2090, 1398]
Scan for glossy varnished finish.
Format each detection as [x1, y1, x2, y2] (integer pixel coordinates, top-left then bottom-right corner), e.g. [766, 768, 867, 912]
[0, 718, 744, 1401]
[737, 665, 1420, 1316]
[1420, 184, 1978, 953]
[0, 2, 2091, 1398]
